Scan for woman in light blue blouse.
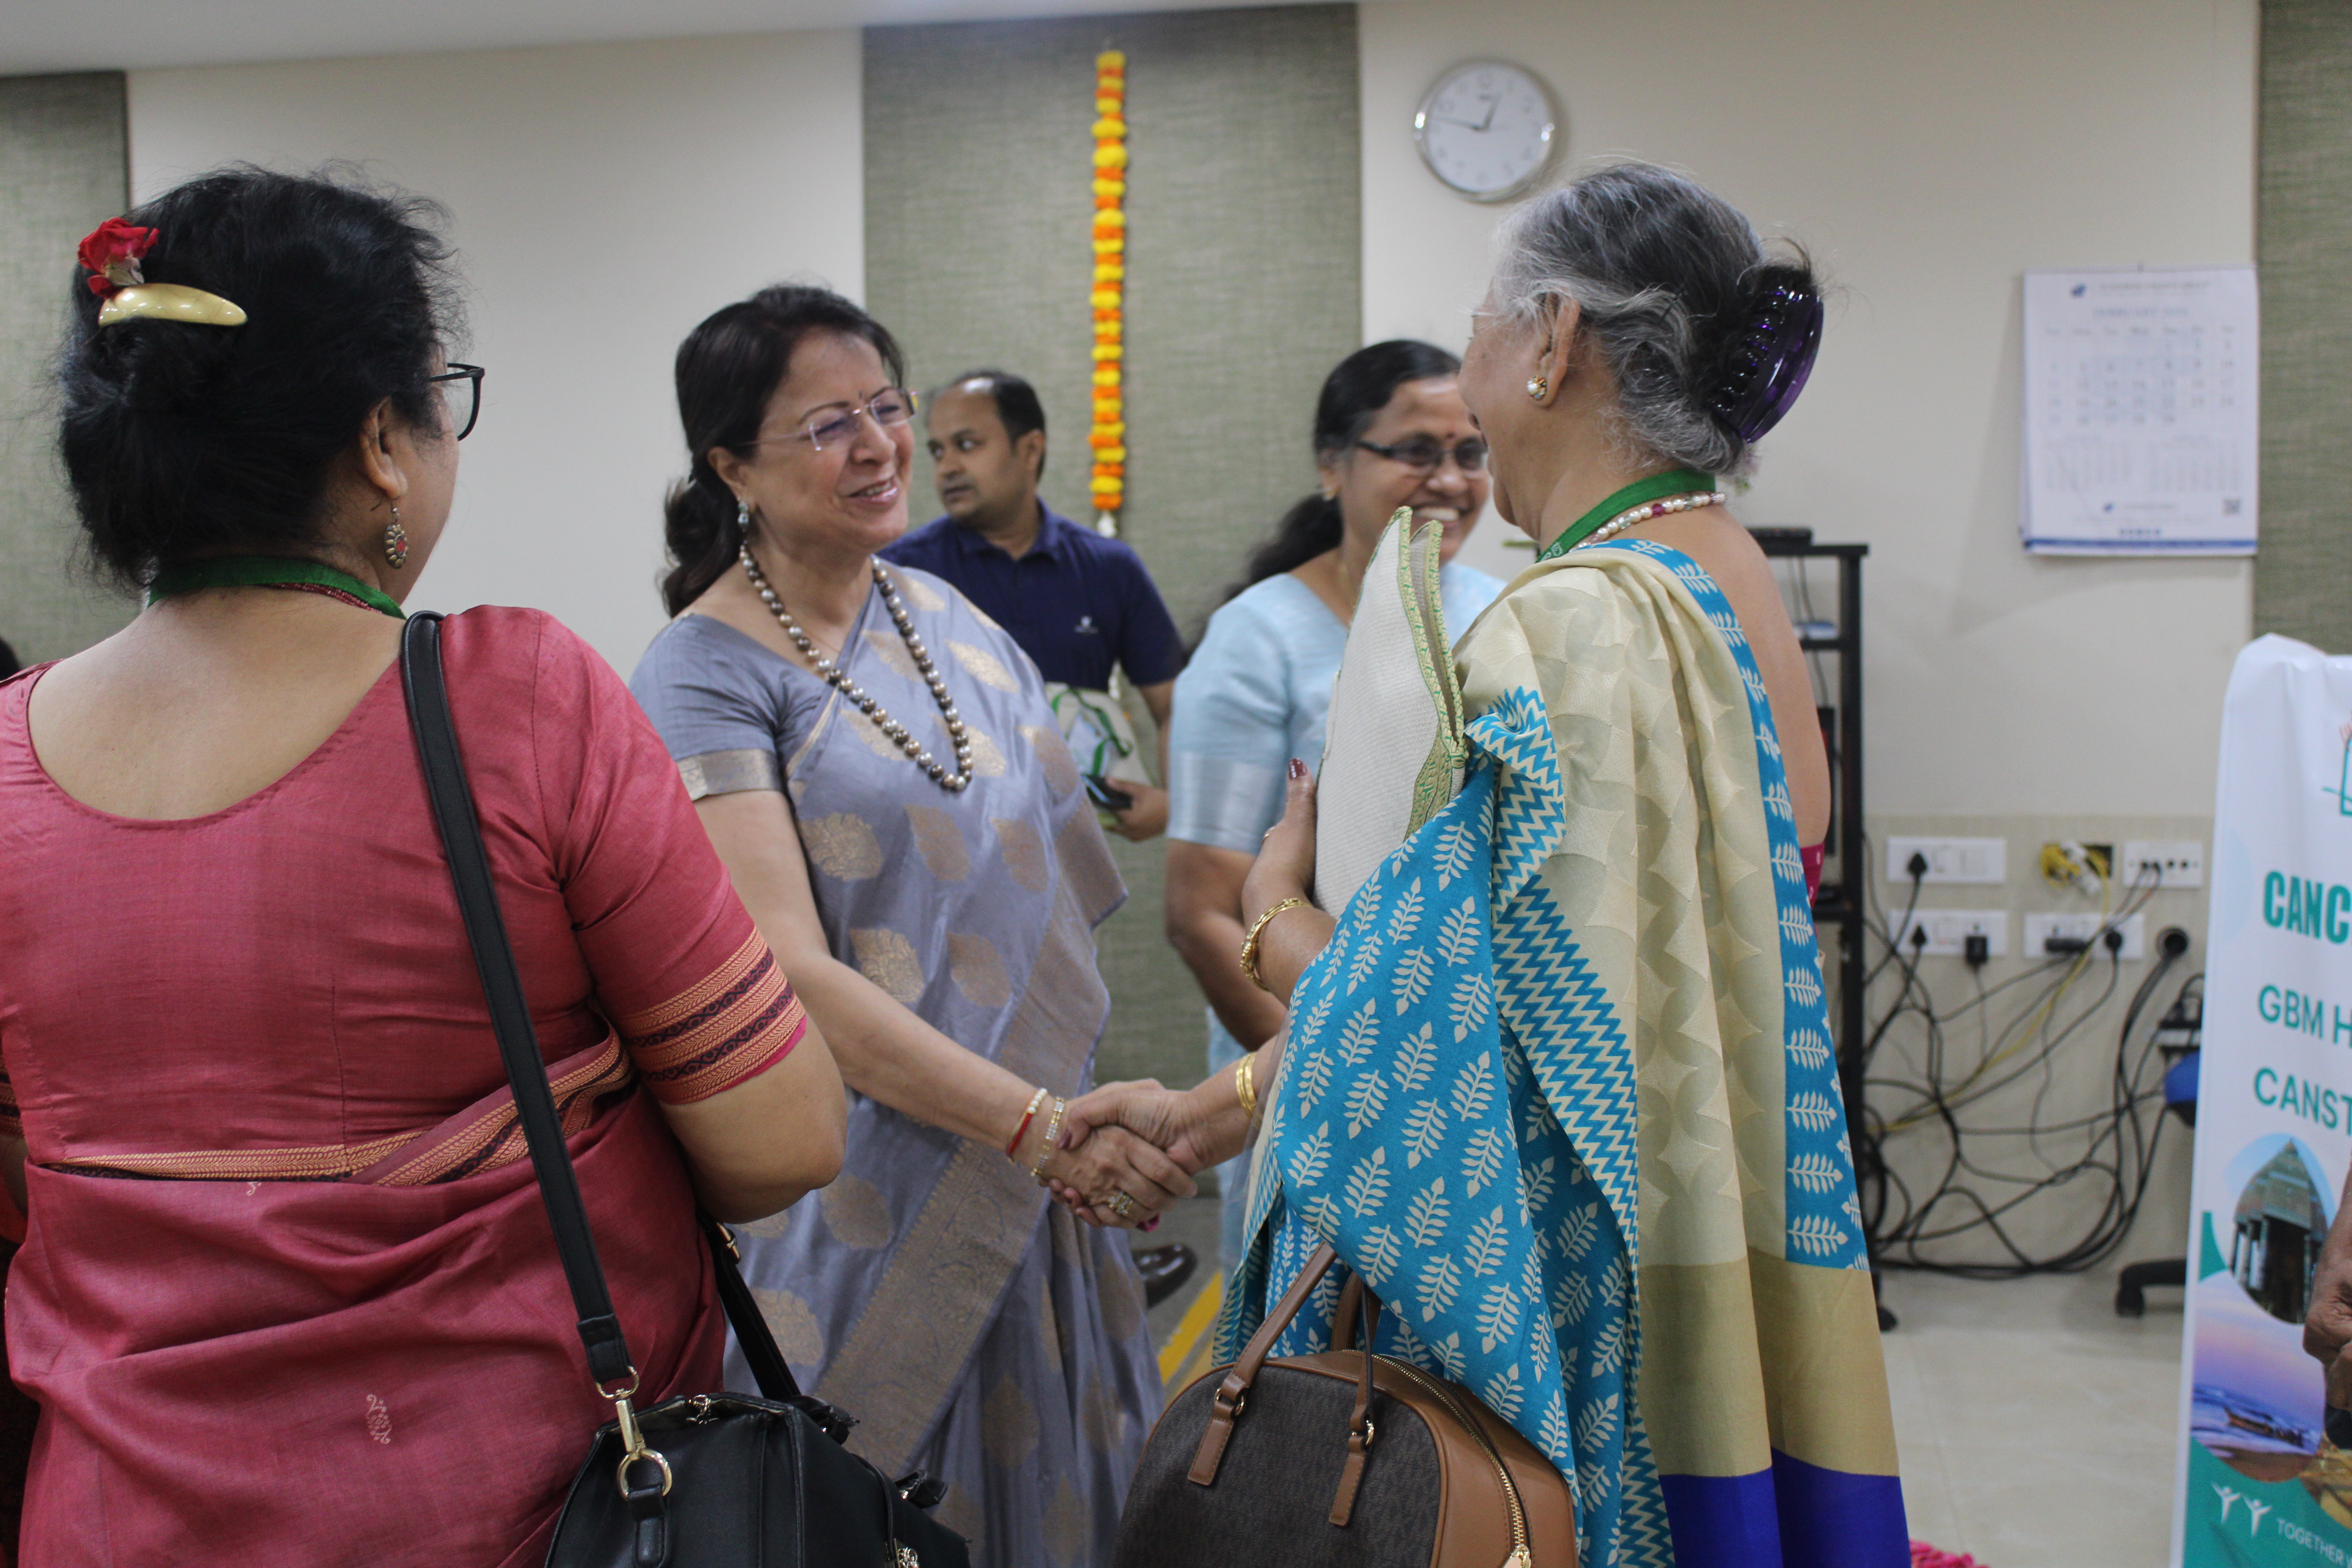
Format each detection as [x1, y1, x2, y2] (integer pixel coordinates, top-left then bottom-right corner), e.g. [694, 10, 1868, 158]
[1163, 339, 1504, 1270]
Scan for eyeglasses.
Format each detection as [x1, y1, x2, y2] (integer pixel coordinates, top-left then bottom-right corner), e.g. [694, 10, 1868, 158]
[429, 363, 485, 441]
[1354, 436, 1488, 473]
[756, 388, 919, 453]
[1354, 435, 1488, 473]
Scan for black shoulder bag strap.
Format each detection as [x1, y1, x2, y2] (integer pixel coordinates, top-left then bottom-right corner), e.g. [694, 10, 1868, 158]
[399, 612, 804, 1403]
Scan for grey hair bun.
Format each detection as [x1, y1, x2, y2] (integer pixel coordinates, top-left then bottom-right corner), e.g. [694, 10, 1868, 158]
[1490, 161, 1820, 479]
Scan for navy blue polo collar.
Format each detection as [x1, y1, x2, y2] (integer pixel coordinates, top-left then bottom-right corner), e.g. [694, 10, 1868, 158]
[949, 501, 1073, 563]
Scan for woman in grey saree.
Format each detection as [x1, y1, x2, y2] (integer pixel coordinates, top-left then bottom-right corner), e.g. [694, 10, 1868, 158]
[630, 287, 1187, 1567]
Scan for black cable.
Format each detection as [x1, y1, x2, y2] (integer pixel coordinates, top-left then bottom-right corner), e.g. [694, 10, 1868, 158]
[1873, 946, 2197, 1277]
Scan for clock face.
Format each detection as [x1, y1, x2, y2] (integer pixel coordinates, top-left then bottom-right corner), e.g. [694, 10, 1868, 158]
[1414, 61, 1558, 202]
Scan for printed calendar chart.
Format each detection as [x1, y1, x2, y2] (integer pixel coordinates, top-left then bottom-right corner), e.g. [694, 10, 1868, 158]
[2021, 267, 2258, 555]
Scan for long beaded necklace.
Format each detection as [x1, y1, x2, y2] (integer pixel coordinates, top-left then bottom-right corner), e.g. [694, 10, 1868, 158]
[1535, 468, 1726, 563]
[739, 546, 973, 792]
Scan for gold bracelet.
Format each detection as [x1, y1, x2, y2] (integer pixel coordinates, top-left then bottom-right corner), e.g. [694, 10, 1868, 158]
[1232, 1052, 1258, 1118]
[1027, 1096, 1067, 1181]
[1239, 896, 1311, 993]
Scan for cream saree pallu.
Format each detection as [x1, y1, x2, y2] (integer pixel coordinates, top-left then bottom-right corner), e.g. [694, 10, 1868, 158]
[718, 576, 1159, 1568]
[1221, 541, 1906, 1568]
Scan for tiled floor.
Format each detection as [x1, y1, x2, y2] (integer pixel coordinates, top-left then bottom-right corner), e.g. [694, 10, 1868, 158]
[1881, 1269, 2183, 1568]
[1140, 1214, 2189, 1568]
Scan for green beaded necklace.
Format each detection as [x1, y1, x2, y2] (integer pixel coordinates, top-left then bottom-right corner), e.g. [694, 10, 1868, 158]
[1535, 469, 1718, 563]
[145, 556, 406, 621]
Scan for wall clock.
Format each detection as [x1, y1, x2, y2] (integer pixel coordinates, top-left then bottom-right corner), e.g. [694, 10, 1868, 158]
[1412, 60, 1559, 203]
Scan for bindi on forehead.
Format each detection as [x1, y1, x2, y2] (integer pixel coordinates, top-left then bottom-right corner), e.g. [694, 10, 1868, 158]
[1367, 379, 1474, 439]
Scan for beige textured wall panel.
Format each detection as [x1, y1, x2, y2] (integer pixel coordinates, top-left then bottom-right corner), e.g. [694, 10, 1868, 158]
[864, 4, 1360, 630]
[2256, 0, 2352, 650]
[865, 6, 1361, 1094]
[0, 72, 135, 664]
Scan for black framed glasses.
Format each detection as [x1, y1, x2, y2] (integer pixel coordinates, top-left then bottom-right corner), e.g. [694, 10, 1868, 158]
[756, 388, 919, 454]
[1354, 436, 1487, 473]
[430, 363, 485, 441]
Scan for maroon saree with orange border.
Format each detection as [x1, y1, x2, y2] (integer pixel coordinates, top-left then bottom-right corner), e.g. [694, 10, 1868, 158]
[0, 609, 806, 1566]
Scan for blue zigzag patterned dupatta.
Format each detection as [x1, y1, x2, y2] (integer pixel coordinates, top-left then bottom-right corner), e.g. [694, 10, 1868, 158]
[1217, 541, 1906, 1568]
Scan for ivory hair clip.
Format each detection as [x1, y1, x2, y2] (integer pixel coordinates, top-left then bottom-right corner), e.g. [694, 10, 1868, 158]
[78, 216, 247, 329]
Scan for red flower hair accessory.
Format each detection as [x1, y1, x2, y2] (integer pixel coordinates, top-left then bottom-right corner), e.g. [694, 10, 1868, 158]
[73, 216, 245, 330]
[77, 218, 157, 296]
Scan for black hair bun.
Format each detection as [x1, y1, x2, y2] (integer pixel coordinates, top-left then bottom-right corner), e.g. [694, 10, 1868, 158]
[56, 165, 457, 586]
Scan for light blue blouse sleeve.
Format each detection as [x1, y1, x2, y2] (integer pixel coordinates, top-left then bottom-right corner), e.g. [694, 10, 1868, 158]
[1439, 561, 1507, 636]
[1167, 595, 1293, 854]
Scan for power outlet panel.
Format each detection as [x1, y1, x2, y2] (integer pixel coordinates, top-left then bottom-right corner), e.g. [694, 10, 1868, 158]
[1886, 837, 2007, 886]
[2022, 911, 2147, 961]
[1892, 909, 2009, 958]
[2118, 840, 2205, 890]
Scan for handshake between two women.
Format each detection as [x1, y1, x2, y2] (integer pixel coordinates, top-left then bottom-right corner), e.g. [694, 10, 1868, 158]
[1031, 762, 1338, 1231]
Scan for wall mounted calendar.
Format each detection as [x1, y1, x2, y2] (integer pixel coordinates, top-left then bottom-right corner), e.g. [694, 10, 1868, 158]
[2021, 266, 2258, 555]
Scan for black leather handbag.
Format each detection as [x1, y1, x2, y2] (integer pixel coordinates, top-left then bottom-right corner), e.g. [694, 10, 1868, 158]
[401, 612, 967, 1568]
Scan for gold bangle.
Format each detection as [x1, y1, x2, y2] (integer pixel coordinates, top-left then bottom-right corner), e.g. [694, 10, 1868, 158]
[1027, 1096, 1067, 1181]
[1232, 1052, 1258, 1118]
[1239, 895, 1311, 993]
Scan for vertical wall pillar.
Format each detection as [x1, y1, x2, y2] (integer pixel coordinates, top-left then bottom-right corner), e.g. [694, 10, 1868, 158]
[0, 71, 134, 664]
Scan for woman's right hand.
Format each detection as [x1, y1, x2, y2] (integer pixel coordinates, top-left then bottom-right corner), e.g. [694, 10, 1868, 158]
[1023, 1111, 1196, 1228]
[1059, 1076, 1243, 1176]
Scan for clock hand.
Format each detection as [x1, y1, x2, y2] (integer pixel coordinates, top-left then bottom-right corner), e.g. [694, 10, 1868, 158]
[1427, 113, 1489, 131]
[1474, 96, 1499, 132]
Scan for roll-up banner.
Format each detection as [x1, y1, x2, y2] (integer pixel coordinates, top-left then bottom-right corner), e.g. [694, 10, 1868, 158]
[2178, 635, 2352, 1565]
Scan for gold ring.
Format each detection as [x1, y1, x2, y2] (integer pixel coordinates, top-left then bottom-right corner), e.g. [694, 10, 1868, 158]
[1105, 1189, 1136, 1218]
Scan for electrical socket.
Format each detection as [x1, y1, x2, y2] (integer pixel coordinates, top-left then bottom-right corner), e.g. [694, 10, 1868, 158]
[1885, 837, 2007, 885]
[1892, 910, 2009, 958]
[2023, 911, 2146, 960]
[2118, 840, 2205, 890]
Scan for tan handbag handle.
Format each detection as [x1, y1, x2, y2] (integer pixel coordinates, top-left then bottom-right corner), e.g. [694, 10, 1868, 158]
[1187, 1241, 1386, 1532]
[1326, 1270, 1381, 1526]
[1188, 1242, 1345, 1484]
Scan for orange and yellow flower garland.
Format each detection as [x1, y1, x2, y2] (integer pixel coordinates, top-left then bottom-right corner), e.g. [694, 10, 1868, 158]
[1087, 50, 1127, 532]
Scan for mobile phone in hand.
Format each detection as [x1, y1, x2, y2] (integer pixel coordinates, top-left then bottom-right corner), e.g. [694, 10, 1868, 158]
[1083, 773, 1134, 813]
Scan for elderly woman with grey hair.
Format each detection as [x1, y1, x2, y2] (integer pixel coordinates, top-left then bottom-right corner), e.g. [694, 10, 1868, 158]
[1067, 162, 1907, 1567]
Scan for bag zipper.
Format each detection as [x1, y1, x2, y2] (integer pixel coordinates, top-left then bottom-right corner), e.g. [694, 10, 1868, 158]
[1376, 1354, 1532, 1566]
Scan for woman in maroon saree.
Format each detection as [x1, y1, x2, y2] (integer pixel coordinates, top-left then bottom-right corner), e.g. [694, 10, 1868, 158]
[0, 170, 846, 1566]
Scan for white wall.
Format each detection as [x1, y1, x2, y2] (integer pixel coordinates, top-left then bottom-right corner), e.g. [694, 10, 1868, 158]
[1360, 0, 2258, 819]
[130, 30, 866, 673]
[127, 2, 2260, 808]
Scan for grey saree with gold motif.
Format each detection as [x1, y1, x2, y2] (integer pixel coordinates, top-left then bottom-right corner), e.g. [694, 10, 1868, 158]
[630, 565, 1159, 1568]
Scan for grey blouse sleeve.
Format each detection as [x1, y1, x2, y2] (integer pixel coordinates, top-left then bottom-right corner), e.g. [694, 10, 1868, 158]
[628, 619, 789, 799]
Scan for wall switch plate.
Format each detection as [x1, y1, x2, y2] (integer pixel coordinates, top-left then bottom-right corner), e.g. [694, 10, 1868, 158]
[1886, 837, 2007, 885]
[1891, 910, 2009, 958]
[2022, 911, 2146, 960]
[2118, 840, 2205, 889]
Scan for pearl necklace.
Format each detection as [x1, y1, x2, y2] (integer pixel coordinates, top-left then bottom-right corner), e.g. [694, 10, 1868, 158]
[740, 546, 973, 792]
[1572, 489, 1729, 551]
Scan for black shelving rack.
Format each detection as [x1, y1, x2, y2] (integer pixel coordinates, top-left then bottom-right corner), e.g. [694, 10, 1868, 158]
[1756, 537, 1875, 1258]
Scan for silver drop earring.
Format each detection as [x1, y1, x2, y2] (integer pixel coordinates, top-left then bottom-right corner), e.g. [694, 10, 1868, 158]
[382, 502, 409, 569]
[736, 497, 752, 534]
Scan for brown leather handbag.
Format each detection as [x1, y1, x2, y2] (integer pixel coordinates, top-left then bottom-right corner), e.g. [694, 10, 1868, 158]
[1112, 1242, 1574, 1568]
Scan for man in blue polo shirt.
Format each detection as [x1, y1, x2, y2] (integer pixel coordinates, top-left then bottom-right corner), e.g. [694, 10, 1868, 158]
[885, 369, 1187, 841]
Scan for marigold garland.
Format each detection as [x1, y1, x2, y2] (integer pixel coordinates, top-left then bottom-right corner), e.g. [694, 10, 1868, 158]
[1088, 50, 1127, 532]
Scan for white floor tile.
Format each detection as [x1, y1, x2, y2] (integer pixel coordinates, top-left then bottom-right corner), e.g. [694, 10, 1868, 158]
[1878, 1268, 2184, 1565]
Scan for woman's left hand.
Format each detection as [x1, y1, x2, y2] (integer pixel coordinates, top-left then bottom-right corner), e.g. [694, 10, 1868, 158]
[1241, 758, 1318, 926]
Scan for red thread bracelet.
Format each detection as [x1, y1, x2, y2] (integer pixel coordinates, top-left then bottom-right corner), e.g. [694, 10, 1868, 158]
[1005, 1086, 1049, 1159]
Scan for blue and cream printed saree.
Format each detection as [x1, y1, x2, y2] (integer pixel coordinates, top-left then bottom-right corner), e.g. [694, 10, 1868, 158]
[1219, 540, 1907, 1568]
